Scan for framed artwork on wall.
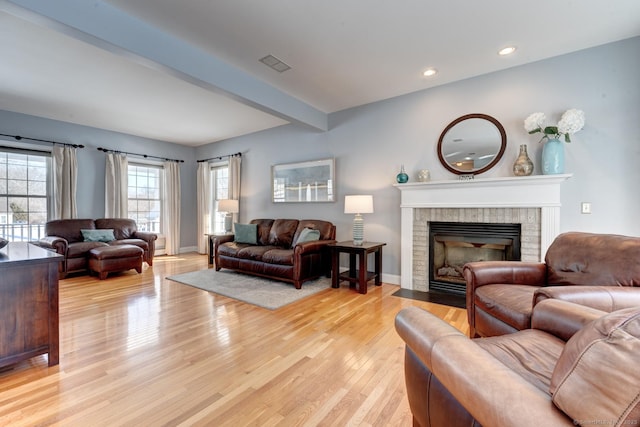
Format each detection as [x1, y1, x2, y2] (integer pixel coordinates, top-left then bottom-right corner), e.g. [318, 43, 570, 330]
[272, 158, 335, 203]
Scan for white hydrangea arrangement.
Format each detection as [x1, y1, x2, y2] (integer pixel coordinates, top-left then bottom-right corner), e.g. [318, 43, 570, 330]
[524, 109, 585, 143]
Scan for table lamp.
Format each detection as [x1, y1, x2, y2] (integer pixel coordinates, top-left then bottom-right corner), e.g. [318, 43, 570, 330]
[344, 195, 373, 246]
[218, 199, 239, 233]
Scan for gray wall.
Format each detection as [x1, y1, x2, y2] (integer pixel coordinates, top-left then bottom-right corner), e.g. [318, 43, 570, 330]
[0, 37, 637, 281]
[196, 37, 640, 282]
[0, 113, 199, 249]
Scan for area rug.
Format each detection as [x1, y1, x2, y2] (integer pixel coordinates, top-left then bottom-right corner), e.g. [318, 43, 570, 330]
[166, 269, 331, 310]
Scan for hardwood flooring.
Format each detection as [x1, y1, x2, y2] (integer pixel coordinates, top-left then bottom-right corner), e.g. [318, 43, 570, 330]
[0, 252, 469, 426]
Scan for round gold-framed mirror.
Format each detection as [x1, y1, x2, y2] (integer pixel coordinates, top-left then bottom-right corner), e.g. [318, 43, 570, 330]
[437, 113, 507, 175]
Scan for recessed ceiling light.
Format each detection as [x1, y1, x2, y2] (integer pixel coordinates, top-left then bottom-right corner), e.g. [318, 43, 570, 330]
[498, 46, 517, 56]
[423, 68, 437, 77]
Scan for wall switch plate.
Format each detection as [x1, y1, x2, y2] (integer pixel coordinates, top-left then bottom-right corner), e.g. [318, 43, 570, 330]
[581, 202, 592, 214]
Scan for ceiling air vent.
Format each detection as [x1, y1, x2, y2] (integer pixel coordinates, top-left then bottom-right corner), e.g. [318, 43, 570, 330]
[259, 54, 291, 73]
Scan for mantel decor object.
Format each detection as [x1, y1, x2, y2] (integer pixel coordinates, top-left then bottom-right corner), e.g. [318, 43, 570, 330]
[513, 144, 534, 176]
[417, 169, 431, 182]
[396, 165, 409, 183]
[344, 195, 374, 246]
[541, 138, 565, 174]
[524, 109, 585, 175]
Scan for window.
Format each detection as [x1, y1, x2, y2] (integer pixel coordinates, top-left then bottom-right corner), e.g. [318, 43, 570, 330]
[211, 164, 229, 233]
[128, 163, 161, 233]
[0, 148, 51, 241]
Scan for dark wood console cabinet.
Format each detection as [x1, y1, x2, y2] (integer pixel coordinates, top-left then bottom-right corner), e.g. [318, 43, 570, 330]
[0, 243, 63, 368]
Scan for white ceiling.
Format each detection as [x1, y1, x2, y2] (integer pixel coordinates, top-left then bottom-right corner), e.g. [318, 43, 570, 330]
[1, 0, 639, 146]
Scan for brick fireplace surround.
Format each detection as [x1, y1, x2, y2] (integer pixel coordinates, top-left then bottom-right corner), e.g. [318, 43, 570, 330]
[395, 174, 571, 292]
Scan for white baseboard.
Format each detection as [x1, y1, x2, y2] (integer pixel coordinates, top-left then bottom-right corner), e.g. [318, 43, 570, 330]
[381, 273, 400, 286]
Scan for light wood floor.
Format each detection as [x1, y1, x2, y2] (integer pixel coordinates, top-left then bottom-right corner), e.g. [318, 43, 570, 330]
[0, 253, 468, 427]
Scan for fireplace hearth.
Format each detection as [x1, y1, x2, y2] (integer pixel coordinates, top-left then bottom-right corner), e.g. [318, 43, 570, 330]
[429, 222, 521, 294]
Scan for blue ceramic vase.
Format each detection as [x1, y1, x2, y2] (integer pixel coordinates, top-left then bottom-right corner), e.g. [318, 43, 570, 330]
[542, 138, 565, 174]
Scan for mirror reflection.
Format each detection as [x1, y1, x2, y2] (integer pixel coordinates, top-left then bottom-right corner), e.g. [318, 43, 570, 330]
[437, 114, 506, 175]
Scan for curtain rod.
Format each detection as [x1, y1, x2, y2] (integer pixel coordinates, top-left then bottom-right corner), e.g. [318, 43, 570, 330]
[196, 152, 242, 163]
[97, 147, 184, 163]
[0, 133, 85, 148]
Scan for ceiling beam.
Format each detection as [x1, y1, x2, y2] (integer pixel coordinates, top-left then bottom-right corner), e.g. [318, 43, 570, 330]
[3, 0, 328, 132]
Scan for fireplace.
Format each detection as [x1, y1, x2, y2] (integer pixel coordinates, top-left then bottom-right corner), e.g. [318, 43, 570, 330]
[429, 222, 521, 294]
[395, 174, 571, 291]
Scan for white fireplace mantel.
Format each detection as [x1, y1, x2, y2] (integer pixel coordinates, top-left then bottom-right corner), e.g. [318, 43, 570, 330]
[395, 174, 572, 289]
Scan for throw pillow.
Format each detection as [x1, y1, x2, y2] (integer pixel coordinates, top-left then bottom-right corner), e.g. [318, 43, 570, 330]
[268, 219, 298, 247]
[550, 306, 640, 425]
[295, 227, 321, 246]
[81, 229, 115, 242]
[234, 223, 258, 244]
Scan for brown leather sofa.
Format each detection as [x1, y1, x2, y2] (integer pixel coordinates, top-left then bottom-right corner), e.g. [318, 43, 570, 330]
[395, 299, 640, 427]
[214, 219, 336, 289]
[464, 232, 640, 338]
[38, 218, 157, 278]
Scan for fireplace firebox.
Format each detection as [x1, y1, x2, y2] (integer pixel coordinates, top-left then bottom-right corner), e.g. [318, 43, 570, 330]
[429, 222, 521, 295]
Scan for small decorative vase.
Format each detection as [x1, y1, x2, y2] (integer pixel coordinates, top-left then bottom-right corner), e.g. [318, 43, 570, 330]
[513, 144, 534, 176]
[396, 165, 409, 183]
[542, 138, 565, 174]
[417, 169, 430, 182]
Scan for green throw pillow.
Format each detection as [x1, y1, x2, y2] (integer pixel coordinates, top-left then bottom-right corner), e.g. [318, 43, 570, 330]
[81, 229, 115, 242]
[234, 223, 258, 244]
[295, 227, 321, 246]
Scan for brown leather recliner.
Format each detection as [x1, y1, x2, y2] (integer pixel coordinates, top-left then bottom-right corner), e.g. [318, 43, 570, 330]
[464, 232, 640, 338]
[395, 299, 640, 427]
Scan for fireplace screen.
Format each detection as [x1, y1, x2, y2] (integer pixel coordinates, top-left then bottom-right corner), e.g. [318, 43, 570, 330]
[429, 222, 521, 294]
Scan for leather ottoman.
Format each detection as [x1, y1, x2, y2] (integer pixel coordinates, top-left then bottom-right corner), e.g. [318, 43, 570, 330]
[88, 244, 143, 280]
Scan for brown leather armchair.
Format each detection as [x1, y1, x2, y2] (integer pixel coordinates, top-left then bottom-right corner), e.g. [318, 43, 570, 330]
[464, 232, 640, 338]
[395, 300, 640, 427]
[95, 218, 157, 265]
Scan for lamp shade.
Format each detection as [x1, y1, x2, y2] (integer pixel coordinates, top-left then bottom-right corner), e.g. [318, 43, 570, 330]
[344, 195, 373, 214]
[218, 199, 239, 213]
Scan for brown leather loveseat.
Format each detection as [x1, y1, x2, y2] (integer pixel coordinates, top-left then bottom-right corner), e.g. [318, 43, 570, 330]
[464, 232, 640, 338]
[38, 218, 157, 278]
[214, 219, 336, 289]
[395, 299, 640, 427]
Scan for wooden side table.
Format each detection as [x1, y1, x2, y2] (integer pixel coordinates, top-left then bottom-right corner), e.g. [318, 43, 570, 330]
[328, 241, 386, 294]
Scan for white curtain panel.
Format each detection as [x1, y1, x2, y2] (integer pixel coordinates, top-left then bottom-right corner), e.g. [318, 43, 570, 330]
[228, 155, 242, 225]
[196, 162, 212, 254]
[104, 152, 128, 218]
[163, 161, 181, 255]
[52, 145, 78, 219]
